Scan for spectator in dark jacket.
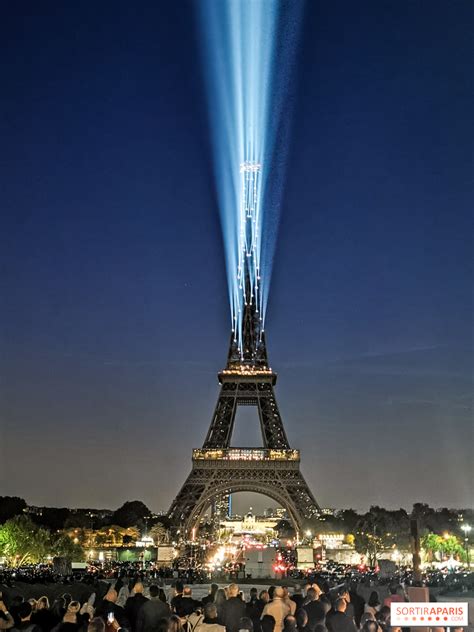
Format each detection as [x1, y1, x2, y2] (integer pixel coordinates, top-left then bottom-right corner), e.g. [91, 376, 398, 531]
[202, 586, 219, 607]
[290, 588, 304, 612]
[94, 590, 130, 632]
[303, 589, 326, 632]
[136, 587, 170, 632]
[125, 584, 148, 632]
[326, 600, 356, 632]
[172, 587, 200, 618]
[221, 585, 246, 632]
[11, 603, 42, 632]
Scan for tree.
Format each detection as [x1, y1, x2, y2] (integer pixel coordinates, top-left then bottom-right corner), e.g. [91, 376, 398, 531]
[50, 534, 84, 562]
[0, 516, 50, 565]
[34, 507, 71, 531]
[0, 497, 27, 524]
[150, 523, 168, 545]
[112, 501, 151, 528]
[94, 533, 108, 547]
[421, 533, 466, 563]
[275, 519, 295, 539]
[354, 506, 410, 566]
[336, 509, 361, 533]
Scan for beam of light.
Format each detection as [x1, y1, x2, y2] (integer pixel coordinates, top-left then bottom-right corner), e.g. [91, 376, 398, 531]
[196, 0, 304, 355]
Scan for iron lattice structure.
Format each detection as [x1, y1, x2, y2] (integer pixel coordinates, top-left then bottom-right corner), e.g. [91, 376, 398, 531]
[168, 286, 320, 535]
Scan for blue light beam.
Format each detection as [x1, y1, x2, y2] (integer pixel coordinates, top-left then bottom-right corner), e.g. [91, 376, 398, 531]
[197, 0, 304, 355]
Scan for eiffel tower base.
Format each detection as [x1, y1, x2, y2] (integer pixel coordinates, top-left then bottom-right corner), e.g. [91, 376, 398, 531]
[168, 448, 319, 536]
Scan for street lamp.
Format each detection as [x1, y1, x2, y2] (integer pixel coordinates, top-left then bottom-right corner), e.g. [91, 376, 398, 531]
[461, 524, 471, 568]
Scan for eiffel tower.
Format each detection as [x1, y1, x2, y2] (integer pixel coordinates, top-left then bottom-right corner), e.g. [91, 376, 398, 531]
[168, 276, 320, 535]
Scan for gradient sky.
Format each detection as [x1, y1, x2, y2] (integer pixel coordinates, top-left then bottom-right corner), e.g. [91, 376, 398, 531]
[1, 1, 472, 516]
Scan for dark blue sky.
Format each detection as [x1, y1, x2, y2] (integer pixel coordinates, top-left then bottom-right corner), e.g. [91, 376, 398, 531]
[1, 1, 472, 514]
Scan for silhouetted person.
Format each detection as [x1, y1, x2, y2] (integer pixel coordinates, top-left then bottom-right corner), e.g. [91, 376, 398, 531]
[172, 587, 200, 618]
[195, 604, 225, 632]
[125, 583, 148, 632]
[222, 585, 246, 632]
[202, 586, 219, 607]
[12, 603, 42, 632]
[303, 589, 326, 632]
[326, 599, 356, 632]
[136, 586, 170, 632]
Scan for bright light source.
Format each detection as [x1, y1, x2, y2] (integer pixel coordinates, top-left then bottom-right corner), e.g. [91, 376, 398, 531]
[196, 1, 304, 346]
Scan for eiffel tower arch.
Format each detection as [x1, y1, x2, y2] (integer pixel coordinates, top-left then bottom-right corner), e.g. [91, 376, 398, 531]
[168, 285, 321, 535]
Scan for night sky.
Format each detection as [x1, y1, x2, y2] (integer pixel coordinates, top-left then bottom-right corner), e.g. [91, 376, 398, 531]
[1, 2, 472, 515]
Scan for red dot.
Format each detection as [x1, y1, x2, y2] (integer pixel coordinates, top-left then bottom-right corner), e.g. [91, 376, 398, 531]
[428, 618, 432, 621]
[444, 617, 448, 621]
[421, 617, 424, 621]
[412, 618, 416, 621]
[436, 617, 440, 621]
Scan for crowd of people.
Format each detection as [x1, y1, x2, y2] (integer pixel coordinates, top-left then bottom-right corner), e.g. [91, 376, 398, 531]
[0, 579, 465, 632]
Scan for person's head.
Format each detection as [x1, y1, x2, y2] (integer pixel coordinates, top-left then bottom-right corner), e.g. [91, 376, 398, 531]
[338, 589, 350, 603]
[319, 596, 331, 613]
[37, 596, 50, 610]
[283, 615, 297, 632]
[306, 588, 318, 602]
[250, 588, 258, 599]
[183, 587, 192, 597]
[368, 592, 379, 608]
[261, 615, 276, 632]
[133, 582, 144, 594]
[63, 594, 72, 607]
[154, 619, 170, 632]
[175, 581, 184, 595]
[68, 602, 81, 614]
[377, 606, 391, 623]
[388, 585, 397, 596]
[88, 617, 105, 632]
[295, 609, 308, 629]
[210, 584, 219, 596]
[28, 599, 37, 612]
[215, 588, 227, 605]
[334, 598, 346, 613]
[158, 589, 167, 603]
[11, 596, 24, 607]
[361, 621, 378, 632]
[104, 589, 117, 604]
[169, 615, 184, 632]
[18, 602, 33, 622]
[51, 597, 66, 616]
[239, 617, 254, 632]
[274, 587, 285, 600]
[360, 613, 376, 628]
[228, 584, 239, 598]
[259, 590, 270, 604]
[204, 603, 218, 621]
[149, 585, 160, 599]
[268, 586, 276, 601]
